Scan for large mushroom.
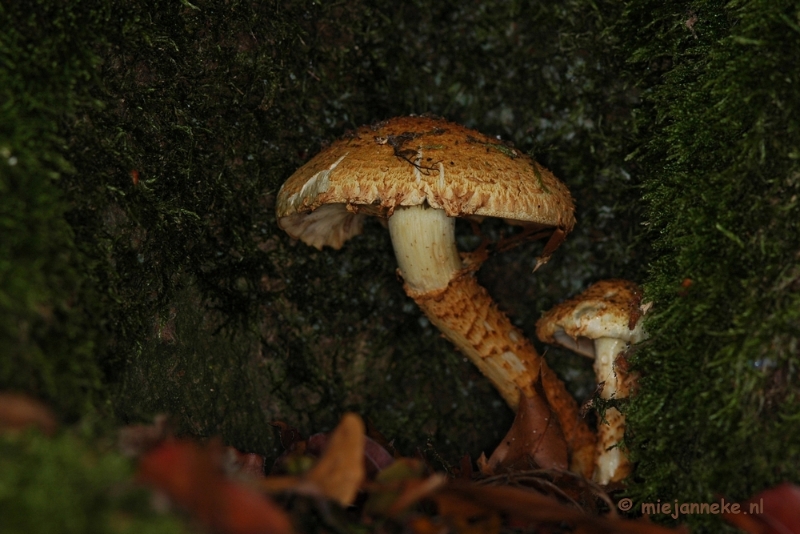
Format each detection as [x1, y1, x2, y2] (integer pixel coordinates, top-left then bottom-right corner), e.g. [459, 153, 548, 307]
[536, 279, 647, 485]
[276, 116, 595, 476]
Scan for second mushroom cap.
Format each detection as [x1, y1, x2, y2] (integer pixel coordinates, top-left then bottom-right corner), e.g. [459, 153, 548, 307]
[536, 279, 648, 485]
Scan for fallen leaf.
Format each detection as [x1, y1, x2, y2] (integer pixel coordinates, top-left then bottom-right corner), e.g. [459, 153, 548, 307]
[364, 416, 398, 457]
[723, 483, 800, 534]
[476, 467, 615, 517]
[138, 439, 292, 534]
[434, 491, 493, 522]
[304, 413, 365, 505]
[476, 452, 492, 476]
[458, 454, 473, 480]
[407, 516, 447, 534]
[387, 474, 447, 517]
[436, 491, 503, 534]
[306, 430, 393, 479]
[215, 479, 294, 534]
[363, 436, 395, 476]
[442, 482, 683, 533]
[364, 458, 428, 516]
[539, 362, 596, 479]
[483, 383, 568, 474]
[0, 392, 58, 436]
[261, 413, 366, 507]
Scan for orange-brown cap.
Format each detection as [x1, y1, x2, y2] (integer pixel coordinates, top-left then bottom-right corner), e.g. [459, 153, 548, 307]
[276, 116, 576, 250]
[536, 279, 647, 358]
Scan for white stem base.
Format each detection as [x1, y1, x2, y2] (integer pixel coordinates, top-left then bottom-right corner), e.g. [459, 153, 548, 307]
[592, 337, 630, 485]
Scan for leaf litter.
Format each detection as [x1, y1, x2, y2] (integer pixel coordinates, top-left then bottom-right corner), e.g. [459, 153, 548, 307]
[132, 410, 683, 534]
[3, 390, 691, 533]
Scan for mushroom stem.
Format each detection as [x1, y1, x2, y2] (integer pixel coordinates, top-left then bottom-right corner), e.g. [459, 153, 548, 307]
[593, 337, 631, 485]
[387, 205, 595, 477]
[387, 205, 462, 293]
[593, 338, 627, 398]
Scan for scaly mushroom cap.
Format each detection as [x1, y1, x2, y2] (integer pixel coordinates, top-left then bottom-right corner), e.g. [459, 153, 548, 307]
[535, 279, 646, 359]
[536, 279, 647, 485]
[276, 115, 576, 250]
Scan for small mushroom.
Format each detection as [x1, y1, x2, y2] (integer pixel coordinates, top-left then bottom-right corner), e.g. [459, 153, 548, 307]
[276, 116, 595, 476]
[536, 279, 648, 485]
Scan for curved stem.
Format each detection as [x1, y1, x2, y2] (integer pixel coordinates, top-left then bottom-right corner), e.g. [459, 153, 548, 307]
[388, 205, 595, 477]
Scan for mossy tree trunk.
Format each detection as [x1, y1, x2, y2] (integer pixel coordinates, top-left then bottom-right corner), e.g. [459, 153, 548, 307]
[619, 1, 800, 529]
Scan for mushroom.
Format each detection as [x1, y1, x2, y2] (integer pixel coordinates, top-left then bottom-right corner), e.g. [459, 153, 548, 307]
[276, 116, 595, 476]
[535, 279, 648, 485]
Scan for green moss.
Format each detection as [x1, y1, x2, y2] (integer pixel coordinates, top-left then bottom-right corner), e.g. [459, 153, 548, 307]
[0, 1, 110, 418]
[618, 0, 800, 530]
[0, 431, 184, 534]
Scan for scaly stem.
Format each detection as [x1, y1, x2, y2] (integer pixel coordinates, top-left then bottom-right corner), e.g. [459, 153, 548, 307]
[388, 205, 595, 477]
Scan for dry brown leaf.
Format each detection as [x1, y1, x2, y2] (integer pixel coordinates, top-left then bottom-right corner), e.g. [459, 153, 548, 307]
[484, 383, 568, 474]
[138, 439, 293, 534]
[723, 483, 800, 534]
[476, 452, 492, 476]
[364, 416, 399, 457]
[364, 458, 428, 516]
[306, 430, 393, 479]
[258, 476, 304, 494]
[434, 491, 494, 521]
[261, 413, 366, 507]
[445, 481, 583, 524]
[305, 412, 366, 505]
[386, 474, 447, 517]
[408, 516, 447, 534]
[443, 482, 683, 534]
[0, 392, 58, 436]
[457, 454, 473, 480]
[435, 491, 502, 534]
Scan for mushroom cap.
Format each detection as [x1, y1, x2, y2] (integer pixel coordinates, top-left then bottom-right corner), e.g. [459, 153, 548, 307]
[535, 279, 646, 358]
[276, 115, 576, 250]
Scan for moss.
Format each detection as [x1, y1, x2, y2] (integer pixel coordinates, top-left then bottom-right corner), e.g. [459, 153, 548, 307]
[0, 431, 184, 534]
[618, 0, 800, 530]
[0, 0, 111, 418]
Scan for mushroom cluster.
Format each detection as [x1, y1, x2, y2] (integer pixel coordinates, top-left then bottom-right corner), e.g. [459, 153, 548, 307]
[276, 115, 645, 481]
